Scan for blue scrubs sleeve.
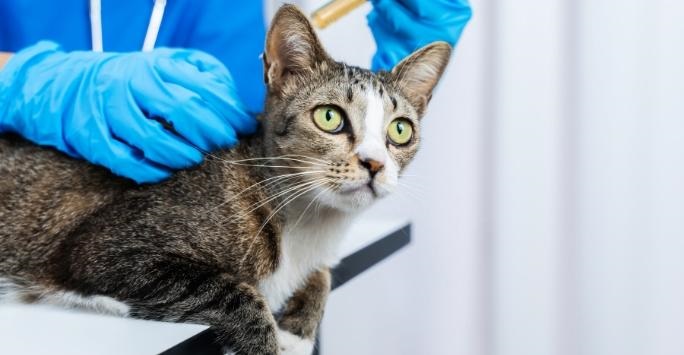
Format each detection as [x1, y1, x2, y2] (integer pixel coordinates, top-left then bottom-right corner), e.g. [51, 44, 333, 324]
[0, 0, 268, 114]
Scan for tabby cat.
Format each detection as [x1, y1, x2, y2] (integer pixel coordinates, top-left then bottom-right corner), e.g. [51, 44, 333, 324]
[0, 5, 451, 355]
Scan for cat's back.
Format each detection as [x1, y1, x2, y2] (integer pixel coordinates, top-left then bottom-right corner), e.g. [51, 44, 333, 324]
[0, 135, 127, 241]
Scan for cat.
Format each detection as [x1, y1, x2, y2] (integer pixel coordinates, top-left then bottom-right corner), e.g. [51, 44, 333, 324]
[0, 5, 451, 355]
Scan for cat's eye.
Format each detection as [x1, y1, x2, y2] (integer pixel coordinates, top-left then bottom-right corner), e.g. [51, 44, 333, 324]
[313, 106, 344, 133]
[387, 118, 413, 145]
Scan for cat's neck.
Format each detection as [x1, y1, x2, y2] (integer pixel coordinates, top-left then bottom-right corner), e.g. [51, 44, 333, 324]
[207, 132, 357, 265]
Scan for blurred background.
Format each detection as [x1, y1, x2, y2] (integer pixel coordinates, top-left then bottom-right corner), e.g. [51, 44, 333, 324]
[286, 0, 684, 354]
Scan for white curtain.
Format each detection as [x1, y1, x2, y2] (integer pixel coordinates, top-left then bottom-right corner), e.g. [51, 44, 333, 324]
[487, 1, 684, 355]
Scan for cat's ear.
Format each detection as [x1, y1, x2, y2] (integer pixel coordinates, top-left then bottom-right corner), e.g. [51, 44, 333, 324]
[263, 4, 331, 92]
[390, 42, 452, 116]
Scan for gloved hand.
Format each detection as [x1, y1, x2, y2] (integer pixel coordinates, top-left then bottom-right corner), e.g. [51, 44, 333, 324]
[0, 41, 257, 183]
[367, 0, 472, 71]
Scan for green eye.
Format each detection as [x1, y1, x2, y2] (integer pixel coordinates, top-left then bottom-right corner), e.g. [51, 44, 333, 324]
[387, 118, 413, 145]
[313, 106, 344, 133]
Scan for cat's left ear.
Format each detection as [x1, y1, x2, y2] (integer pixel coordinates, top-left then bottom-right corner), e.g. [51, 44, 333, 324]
[263, 4, 331, 93]
[390, 42, 452, 116]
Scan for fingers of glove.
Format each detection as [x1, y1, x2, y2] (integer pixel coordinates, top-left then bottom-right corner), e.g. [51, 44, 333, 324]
[159, 61, 257, 135]
[97, 136, 172, 184]
[65, 112, 171, 184]
[129, 74, 239, 152]
[153, 48, 232, 81]
[104, 90, 204, 170]
[141, 49, 256, 135]
[155, 58, 257, 136]
[163, 83, 240, 151]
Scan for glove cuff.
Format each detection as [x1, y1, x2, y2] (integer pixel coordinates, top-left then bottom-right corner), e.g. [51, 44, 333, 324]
[367, 0, 472, 71]
[0, 41, 64, 129]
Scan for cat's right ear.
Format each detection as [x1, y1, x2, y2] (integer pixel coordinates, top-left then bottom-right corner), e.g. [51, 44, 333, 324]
[389, 42, 452, 116]
[263, 4, 331, 92]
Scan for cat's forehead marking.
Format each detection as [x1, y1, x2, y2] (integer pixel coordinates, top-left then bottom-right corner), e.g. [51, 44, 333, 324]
[356, 86, 388, 164]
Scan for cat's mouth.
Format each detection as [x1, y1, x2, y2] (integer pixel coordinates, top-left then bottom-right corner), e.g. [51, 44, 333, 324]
[339, 180, 377, 197]
[319, 178, 389, 211]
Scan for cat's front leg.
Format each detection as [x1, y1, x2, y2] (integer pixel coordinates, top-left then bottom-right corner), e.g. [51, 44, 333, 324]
[277, 268, 331, 355]
[127, 272, 279, 355]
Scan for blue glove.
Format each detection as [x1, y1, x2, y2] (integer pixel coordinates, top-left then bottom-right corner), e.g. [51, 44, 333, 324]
[0, 41, 257, 183]
[367, 0, 472, 71]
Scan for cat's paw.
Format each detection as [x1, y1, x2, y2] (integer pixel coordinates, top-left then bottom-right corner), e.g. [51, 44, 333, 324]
[277, 328, 314, 355]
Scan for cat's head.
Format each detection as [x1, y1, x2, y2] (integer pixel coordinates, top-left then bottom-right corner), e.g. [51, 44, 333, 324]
[259, 5, 451, 212]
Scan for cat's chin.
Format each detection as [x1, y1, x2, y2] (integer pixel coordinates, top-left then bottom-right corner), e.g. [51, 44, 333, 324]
[313, 185, 388, 213]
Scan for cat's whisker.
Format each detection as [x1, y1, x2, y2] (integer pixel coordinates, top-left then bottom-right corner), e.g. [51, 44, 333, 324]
[278, 154, 330, 164]
[252, 177, 330, 213]
[398, 189, 422, 203]
[211, 177, 319, 227]
[397, 179, 423, 190]
[224, 155, 327, 163]
[191, 167, 326, 228]
[288, 185, 331, 233]
[166, 173, 297, 227]
[205, 154, 329, 168]
[252, 178, 330, 229]
[206, 170, 326, 215]
[397, 180, 426, 194]
[396, 181, 424, 202]
[224, 156, 330, 166]
[237, 170, 325, 194]
[234, 178, 328, 220]
[238, 178, 332, 267]
[223, 163, 325, 169]
[190, 149, 330, 173]
[233, 181, 317, 220]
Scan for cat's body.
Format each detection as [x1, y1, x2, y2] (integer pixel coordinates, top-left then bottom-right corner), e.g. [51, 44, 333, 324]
[0, 132, 334, 353]
[0, 5, 451, 355]
[0, 133, 341, 309]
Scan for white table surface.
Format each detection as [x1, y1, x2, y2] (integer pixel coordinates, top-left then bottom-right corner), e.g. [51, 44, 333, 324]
[0, 215, 409, 355]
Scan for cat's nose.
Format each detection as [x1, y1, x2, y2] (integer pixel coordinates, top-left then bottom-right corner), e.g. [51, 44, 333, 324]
[359, 158, 384, 178]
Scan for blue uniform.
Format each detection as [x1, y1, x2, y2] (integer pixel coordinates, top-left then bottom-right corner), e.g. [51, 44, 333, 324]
[0, 0, 266, 112]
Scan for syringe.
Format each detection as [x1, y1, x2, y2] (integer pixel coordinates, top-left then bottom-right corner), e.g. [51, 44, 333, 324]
[311, 0, 366, 29]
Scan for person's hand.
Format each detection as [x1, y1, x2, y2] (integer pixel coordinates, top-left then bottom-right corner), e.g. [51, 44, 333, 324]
[0, 41, 257, 183]
[367, 0, 472, 71]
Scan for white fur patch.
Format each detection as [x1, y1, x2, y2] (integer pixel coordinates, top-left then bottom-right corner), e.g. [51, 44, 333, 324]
[0, 277, 22, 303]
[356, 88, 387, 164]
[0, 277, 129, 316]
[224, 329, 315, 355]
[39, 291, 130, 316]
[278, 328, 315, 355]
[258, 212, 350, 312]
[356, 88, 400, 195]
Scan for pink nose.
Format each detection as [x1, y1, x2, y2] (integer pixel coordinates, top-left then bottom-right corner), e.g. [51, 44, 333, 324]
[359, 157, 384, 177]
